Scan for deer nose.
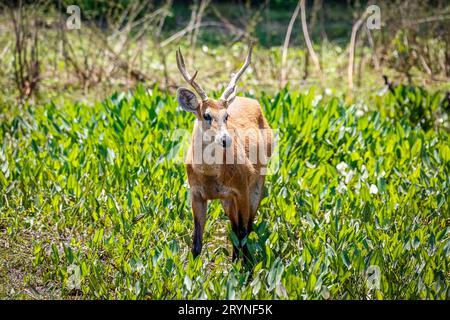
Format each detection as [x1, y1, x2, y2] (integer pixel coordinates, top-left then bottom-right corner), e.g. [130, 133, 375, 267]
[221, 135, 232, 148]
[222, 135, 231, 148]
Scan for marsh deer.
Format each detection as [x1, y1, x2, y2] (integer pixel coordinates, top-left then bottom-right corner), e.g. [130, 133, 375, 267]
[176, 45, 273, 262]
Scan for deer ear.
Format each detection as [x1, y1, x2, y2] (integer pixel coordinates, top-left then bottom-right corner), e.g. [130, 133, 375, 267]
[177, 88, 199, 114]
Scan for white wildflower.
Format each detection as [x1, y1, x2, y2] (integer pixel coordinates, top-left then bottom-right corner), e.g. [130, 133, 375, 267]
[345, 170, 355, 184]
[370, 184, 379, 195]
[337, 181, 347, 194]
[312, 95, 323, 107]
[361, 165, 369, 180]
[336, 162, 348, 175]
[324, 211, 331, 223]
[354, 180, 361, 195]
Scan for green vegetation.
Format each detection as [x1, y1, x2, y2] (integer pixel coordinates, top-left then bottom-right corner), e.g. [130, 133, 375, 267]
[1, 85, 449, 299]
[1, 0, 449, 301]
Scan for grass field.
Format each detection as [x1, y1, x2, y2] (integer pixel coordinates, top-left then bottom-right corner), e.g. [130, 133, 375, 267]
[1, 84, 449, 299]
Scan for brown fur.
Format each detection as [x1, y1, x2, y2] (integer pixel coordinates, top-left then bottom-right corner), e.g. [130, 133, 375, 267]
[186, 96, 273, 261]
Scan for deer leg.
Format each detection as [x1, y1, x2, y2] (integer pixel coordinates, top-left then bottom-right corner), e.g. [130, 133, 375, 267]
[237, 193, 252, 263]
[249, 176, 266, 233]
[191, 192, 207, 258]
[221, 198, 240, 261]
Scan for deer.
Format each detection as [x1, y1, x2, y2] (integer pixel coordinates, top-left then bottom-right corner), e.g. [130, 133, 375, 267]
[175, 45, 273, 263]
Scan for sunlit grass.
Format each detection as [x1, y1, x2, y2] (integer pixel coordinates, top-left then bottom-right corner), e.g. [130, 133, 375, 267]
[0, 85, 449, 299]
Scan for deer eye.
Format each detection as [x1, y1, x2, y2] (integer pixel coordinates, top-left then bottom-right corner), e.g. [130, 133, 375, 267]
[203, 113, 212, 122]
[224, 113, 229, 122]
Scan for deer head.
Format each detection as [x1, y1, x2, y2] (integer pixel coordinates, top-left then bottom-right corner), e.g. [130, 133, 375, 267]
[176, 45, 252, 148]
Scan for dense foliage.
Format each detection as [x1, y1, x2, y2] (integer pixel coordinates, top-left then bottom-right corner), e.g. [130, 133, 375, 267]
[1, 86, 449, 299]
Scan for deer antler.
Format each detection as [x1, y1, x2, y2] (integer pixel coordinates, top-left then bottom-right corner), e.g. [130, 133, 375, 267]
[176, 48, 208, 101]
[220, 44, 253, 105]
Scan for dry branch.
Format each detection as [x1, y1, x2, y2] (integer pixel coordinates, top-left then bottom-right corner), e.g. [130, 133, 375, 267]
[9, 1, 40, 99]
[300, 0, 322, 80]
[190, 0, 211, 65]
[348, 10, 370, 92]
[280, 0, 301, 88]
